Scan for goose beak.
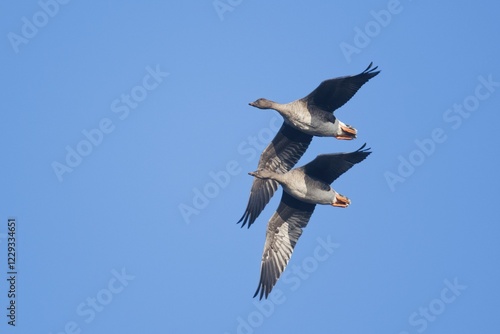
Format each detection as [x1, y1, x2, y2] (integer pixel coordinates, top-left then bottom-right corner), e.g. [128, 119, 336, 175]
[248, 171, 257, 177]
[249, 102, 256, 107]
[332, 193, 351, 208]
[337, 124, 357, 140]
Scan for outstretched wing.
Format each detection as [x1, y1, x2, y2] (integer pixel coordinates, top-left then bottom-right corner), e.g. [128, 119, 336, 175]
[298, 143, 371, 185]
[253, 191, 316, 299]
[302, 62, 380, 112]
[238, 123, 312, 228]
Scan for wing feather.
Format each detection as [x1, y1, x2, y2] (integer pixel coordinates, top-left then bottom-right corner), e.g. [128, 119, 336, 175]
[302, 62, 380, 112]
[238, 123, 312, 228]
[253, 192, 316, 299]
[298, 144, 371, 185]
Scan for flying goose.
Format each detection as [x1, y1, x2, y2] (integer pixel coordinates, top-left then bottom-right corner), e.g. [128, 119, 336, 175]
[238, 63, 379, 228]
[249, 144, 371, 299]
[249, 62, 379, 139]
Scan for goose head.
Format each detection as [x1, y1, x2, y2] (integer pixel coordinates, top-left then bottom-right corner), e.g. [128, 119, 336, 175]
[248, 169, 280, 181]
[249, 98, 274, 109]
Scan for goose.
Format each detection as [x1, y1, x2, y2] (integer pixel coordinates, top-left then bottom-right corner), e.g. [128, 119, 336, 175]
[249, 62, 379, 139]
[249, 144, 371, 299]
[238, 63, 379, 228]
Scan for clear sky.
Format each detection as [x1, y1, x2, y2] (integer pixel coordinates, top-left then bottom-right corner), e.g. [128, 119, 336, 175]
[2, 1, 500, 333]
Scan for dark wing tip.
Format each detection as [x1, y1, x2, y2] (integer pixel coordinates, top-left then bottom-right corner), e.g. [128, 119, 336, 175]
[253, 266, 270, 299]
[363, 62, 380, 75]
[360, 62, 380, 81]
[253, 283, 266, 300]
[236, 212, 252, 228]
[237, 208, 261, 229]
[348, 143, 372, 164]
[253, 267, 274, 300]
[356, 142, 372, 153]
[353, 143, 372, 160]
[237, 179, 279, 229]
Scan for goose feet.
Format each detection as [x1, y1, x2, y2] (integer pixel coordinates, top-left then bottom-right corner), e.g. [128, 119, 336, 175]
[332, 193, 351, 208]
[337, 124, 357, 140]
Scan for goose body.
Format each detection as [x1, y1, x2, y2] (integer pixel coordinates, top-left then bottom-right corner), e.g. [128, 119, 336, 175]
[238, 63, 380, 228]
[265, 169, 338, 205]
[251, 99, 347, 138]
[249, 62, 380, 139]
[249, 144, 371, 299]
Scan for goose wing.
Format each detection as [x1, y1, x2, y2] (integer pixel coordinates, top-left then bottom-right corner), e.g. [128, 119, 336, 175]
[238, 123, 312, 228]
[302, 62, 380, 113]
[299, 144, 371, 185]
[253, 191, 316, 299]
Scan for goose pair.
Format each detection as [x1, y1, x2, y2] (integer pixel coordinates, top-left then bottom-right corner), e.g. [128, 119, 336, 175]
[238, 63, 380, 299]
[238, 62, 379, 228]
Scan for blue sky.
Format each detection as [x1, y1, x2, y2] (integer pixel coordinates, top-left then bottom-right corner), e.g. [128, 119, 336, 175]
[2, 1, 500, 333]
